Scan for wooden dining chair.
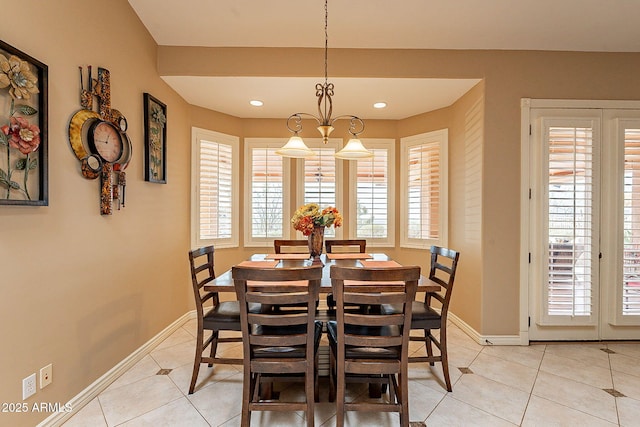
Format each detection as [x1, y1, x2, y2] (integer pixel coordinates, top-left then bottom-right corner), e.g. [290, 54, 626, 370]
[232, 264, 323, 427]
[383, 245, 460, 392]
[274, 239, 309, 254]
[328, 265, 420, 427]
[325, 240, 367, 309]
[188, 245, 245, 394]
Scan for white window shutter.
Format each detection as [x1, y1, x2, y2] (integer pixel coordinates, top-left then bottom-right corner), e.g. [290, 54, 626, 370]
[191, 127, 238, 249]
[250, 146, 284, 238]
[546, 125, 595, 318]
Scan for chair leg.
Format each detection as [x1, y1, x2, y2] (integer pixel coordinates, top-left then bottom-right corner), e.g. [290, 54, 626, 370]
[189, 330, 204, 394]
[398, 371, 409, 427]
[425, 328, 435, 366]
[328, 347, 336, 402]
[306, 368, 315, 427]
[440, 329, 452, 392]
[188, 356, 201, 394]
[208, 330, 219, 367]
[314, 354, 320, 403]
[241, 371, 254, 427]
[336, 367, 345, 427]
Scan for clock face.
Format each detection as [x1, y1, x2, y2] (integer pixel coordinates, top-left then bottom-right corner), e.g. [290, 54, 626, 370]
[90, 121, 123, 163]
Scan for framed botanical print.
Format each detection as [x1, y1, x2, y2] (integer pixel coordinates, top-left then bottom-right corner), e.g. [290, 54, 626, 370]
[0, 39, 48, 205]
[143, 92, 166, 183]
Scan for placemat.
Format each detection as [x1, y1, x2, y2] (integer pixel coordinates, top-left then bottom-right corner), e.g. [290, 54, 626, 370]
[326, 253, 373, 260]
[236, 260, 279, 268]
[264, 253, 311, 260]
[359, 260, 402, 268]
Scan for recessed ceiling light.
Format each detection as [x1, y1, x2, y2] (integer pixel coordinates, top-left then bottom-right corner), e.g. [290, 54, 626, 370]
[373, 102, 387, 109]
[250, 100, 263, 107]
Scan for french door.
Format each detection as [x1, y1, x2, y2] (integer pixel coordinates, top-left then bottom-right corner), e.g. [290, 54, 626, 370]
[527, 105, 640, 341]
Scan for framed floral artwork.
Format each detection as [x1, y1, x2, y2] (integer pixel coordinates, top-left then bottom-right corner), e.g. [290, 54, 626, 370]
[0, 40, 48, 206]
[143, 93, 166, 184]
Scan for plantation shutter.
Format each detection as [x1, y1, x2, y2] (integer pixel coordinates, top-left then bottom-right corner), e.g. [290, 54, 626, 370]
[355, 148, 389, 239]
[303, 147, 337, 237]
[250, 146, 284, 238]
[545, 125, 595, 319]
[407, 142, 440, 239]
[199, 140, 233, 240]
[623, 128, 640, 315]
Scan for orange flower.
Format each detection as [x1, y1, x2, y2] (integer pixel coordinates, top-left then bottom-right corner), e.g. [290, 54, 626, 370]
[291, 203, 342, 236]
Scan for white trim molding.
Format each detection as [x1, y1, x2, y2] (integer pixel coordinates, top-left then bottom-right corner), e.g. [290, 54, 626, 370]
[448, 312, 527, 346]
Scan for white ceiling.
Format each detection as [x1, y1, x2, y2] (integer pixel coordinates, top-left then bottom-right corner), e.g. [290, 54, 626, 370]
[128, 0, 640, 119]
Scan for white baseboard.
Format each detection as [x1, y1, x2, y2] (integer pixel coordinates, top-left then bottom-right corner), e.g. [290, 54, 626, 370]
[448, 311, 527, 346]
[38, 311, 196, 427]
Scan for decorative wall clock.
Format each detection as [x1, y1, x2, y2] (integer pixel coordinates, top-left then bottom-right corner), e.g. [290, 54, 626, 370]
[68, 66, 131, 215]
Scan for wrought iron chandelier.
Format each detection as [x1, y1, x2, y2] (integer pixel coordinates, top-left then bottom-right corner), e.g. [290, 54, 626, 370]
[276, 0, 373, 159]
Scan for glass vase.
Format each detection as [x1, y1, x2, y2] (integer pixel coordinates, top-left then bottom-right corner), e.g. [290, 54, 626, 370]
[308, 225, 325, 259]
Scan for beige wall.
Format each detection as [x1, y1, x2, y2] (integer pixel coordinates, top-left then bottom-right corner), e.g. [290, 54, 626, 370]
[0, 1, 192, 425]
[397, 82, 485, 332]
[4, 1, 640, 424]
[163, 46, 640, 336]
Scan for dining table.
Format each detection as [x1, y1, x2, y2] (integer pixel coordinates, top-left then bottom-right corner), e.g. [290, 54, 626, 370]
[203, 252, 439, 394]
[203, 252, 441, 294]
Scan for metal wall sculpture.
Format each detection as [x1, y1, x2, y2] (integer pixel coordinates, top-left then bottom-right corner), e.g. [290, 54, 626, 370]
[68, 66, 131, 215]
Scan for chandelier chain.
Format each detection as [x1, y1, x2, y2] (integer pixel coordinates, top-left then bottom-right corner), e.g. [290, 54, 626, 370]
[324, 0, 328, 85]
[278, 0, 372, 158]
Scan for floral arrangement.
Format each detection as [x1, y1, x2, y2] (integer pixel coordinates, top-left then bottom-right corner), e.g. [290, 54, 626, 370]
[0, 52, 41, 200]
[291, 203, 342, 236]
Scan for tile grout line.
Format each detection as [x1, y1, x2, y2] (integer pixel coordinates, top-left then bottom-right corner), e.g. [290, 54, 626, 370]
[517, 343, 547, 426]
[606, 343, 622, 427]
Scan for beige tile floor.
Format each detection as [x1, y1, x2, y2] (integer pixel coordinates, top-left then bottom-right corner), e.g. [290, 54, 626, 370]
[63, 318, 640, 426]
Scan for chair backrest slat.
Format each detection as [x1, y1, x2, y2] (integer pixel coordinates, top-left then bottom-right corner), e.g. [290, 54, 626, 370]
[345, 312, 405, 327]
[248, 312, 309, 326]
[344, 335, 403, 348]
[274, 239, 309, 254]
[250, 334, 307, 347]
[246, 290, 309, 305]
[325, 239, 366, 254]
[343, 291, 406, 305]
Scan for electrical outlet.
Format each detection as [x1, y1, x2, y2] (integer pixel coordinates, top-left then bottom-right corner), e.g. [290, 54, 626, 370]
[40, 364, 52, 389]
[22, 373, 36, 400]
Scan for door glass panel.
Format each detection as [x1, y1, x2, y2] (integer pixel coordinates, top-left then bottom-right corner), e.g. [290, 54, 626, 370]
[547, 126, 594, 317]
[623, 128, 640, 315]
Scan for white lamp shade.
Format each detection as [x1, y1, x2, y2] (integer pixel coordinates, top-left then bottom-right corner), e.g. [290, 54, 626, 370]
[334, 138, 373, 159]
[275, 135, 316, 158]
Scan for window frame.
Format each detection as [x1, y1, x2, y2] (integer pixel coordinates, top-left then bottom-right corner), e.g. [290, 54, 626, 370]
[295, 138, 344, 239]
[348, 138, 396, 247]
[190, 127, 239, 249]
[244, 138, 291, 247]
[400, 129, 449, 249]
